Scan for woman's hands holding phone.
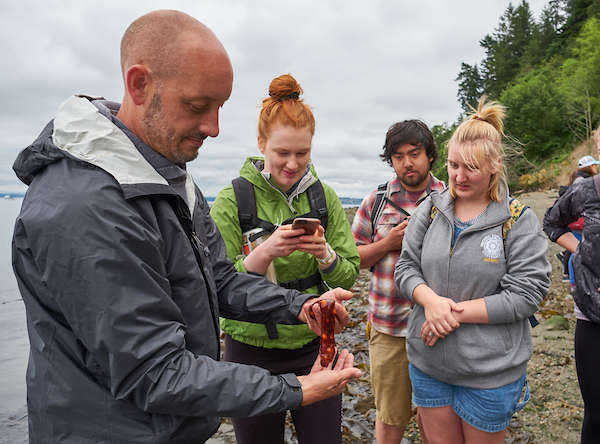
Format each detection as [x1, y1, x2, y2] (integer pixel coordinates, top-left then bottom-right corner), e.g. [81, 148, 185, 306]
[242, 224, 305, 274]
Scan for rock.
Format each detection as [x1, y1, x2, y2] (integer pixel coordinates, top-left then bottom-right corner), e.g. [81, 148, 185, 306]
[544, 315, 570, 331]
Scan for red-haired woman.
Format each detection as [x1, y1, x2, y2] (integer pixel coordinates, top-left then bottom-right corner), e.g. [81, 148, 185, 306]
[211, 74, 360, 444]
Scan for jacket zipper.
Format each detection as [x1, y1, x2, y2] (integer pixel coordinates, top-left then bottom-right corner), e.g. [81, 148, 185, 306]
[190, 230, 221, 360]
[173, 195, 222, 361]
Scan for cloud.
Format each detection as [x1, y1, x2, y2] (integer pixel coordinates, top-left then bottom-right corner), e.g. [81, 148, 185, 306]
[0, 0, 549, 198]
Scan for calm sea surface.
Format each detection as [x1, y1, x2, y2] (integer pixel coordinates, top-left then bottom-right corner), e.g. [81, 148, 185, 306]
[0, 198, 27, 416]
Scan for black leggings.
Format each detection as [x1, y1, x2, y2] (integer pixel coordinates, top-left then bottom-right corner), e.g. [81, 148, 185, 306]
[563, 250, 572, 276]
[575, 320, 600, 443]
[224, 334, 342, 444]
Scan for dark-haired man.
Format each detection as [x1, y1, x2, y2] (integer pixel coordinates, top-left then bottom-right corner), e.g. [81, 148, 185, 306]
[352, 120, 445, 444]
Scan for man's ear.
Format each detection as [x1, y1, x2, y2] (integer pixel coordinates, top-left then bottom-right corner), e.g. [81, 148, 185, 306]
[124, 64, 153, 106]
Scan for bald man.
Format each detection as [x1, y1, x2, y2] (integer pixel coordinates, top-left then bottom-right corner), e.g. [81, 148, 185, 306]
[12, 10, 361, 443]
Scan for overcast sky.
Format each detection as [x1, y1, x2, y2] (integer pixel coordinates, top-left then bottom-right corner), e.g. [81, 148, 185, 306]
[1, 0, 550, 199]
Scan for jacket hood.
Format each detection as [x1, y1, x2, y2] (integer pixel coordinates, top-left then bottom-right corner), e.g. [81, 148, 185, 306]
[15, 95, 168, 187]
[431, 184, 511, 226]
[13, 120, 65, 186]
[241, 156, 319, 205]
[14, 95, 199, 211]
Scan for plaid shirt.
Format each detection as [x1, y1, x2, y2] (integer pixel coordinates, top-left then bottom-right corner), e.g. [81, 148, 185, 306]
[352, 174, 446, 336]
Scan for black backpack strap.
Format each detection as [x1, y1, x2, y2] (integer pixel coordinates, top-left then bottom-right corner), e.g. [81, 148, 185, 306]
[307, 180, 329, 232]
[279, 270, 324, 293]
[370, 183, 388, 241]
[232, 177, 278, 234]
[232, 177, 256, 233]
[265, 323, 279, 340]
[384, 197, 412, 218]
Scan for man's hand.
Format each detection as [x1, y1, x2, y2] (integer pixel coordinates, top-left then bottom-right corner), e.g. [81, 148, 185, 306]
[357, 218, 409, 269]
[297, 349, 363, 406]
[383, 218, 409, 251]
[298, 288, 353, 335]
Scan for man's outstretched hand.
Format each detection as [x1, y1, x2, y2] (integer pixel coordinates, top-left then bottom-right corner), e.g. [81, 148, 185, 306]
[298, 288, 353, 336]
[296, 349, 362, 406]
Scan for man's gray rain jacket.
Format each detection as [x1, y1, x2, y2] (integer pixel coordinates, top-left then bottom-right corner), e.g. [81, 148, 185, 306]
[12, 95, 310, 443]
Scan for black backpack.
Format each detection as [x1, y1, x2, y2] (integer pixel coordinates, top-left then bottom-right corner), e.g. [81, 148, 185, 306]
[231, 177, 329, 339]
[232, 176, 328, 245]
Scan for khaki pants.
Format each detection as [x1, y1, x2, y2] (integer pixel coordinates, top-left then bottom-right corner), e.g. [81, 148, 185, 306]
[367, 324, 413, 426]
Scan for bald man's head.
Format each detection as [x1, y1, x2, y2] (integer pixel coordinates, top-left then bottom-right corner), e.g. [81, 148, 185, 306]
[120, 10, 224, 82]
[116, 10, 233, 163]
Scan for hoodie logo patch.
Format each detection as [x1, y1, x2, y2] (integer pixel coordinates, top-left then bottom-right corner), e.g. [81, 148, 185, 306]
[481, 234, 503, 263]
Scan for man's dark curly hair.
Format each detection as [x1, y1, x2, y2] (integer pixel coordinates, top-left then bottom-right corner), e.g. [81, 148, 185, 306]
[380, 119, 438, 168]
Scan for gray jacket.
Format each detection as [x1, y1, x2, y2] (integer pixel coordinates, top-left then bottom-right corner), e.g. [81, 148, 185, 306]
[395, 187, 551, 389]
[12, 95, 311, 443]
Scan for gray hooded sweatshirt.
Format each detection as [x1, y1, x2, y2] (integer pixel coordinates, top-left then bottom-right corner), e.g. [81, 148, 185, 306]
[395, 186, 551, 389]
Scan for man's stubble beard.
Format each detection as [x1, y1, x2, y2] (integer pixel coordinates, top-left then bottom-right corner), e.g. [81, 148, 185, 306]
[141, 90, 198, 164]
[400, 169, 429, 189]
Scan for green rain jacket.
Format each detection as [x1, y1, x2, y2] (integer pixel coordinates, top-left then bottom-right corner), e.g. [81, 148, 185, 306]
[211, 157, 360, 349]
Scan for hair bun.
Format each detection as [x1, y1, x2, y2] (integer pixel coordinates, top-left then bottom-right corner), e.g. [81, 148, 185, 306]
[258, 74, 315, 142]
[268, 74, 302, 101]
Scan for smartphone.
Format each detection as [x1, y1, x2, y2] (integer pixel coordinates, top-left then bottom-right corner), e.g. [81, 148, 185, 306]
[291, 217, 321, 235]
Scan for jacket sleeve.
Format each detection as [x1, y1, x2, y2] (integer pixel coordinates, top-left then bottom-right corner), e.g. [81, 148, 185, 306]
[485, 209, 551, 324]
[543, 181, 588, 243]
[13, 174, 306, 419]
[209, 184, 248, 272]
[394, 196, 433, 302]
[320, 184, 360, 290]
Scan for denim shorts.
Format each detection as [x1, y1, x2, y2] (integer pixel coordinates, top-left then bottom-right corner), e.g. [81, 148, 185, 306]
[409, 363, 529, 433]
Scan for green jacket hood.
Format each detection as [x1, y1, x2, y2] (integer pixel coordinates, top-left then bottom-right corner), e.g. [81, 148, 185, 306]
[241, 156, 320, 207]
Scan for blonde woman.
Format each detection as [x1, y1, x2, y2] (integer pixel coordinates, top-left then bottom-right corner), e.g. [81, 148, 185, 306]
[395, 96, 551, 443]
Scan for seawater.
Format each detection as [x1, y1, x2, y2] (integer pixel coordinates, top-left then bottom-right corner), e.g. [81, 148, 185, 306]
[0, 198, 28, 415]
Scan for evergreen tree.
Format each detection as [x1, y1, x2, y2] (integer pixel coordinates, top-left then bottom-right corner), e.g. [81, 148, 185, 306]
[480, 2, 536, 98]
[562, 0, 600, 40]
[548, 0, 569, 32]
[535, 2, 568, 60]
[455, 63, 483, 114]
[430, 123, 456, 183]
[450, 0, 600, 168]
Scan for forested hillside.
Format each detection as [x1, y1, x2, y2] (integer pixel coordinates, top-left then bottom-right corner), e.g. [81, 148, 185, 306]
[430, 0, 600, 190]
